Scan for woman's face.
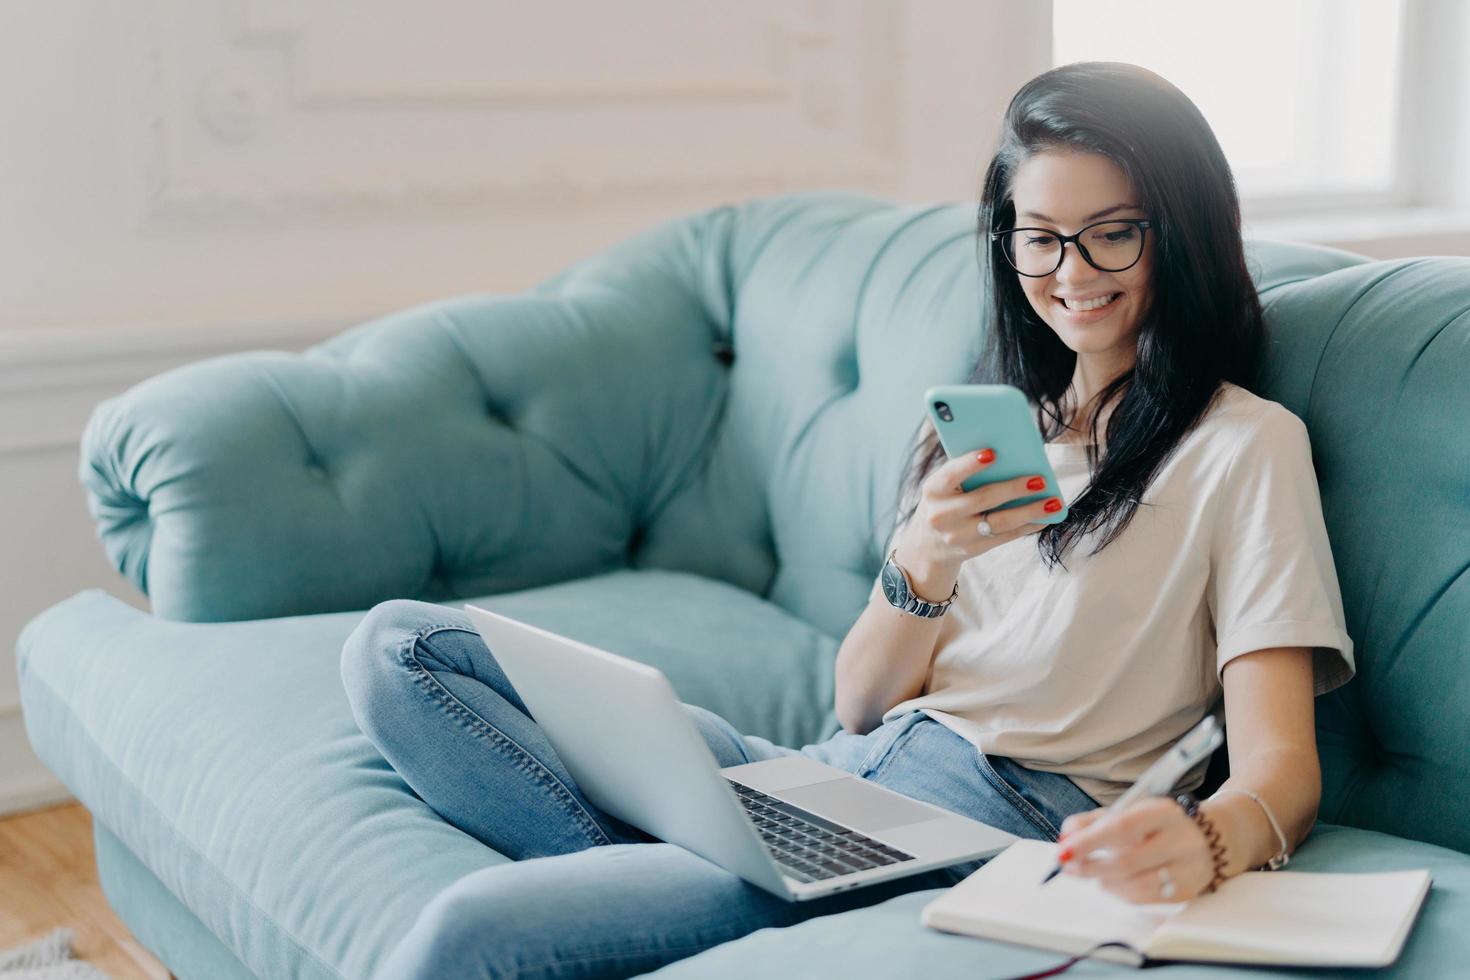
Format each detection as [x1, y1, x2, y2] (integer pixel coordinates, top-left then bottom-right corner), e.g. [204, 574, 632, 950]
[1006, 149, 1155, 365]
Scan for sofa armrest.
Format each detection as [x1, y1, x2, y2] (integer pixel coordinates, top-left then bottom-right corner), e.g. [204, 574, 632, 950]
[82, 207, 739, 621]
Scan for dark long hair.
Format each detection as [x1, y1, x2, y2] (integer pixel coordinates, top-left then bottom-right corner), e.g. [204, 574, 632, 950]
[896, 61, 1265, 572]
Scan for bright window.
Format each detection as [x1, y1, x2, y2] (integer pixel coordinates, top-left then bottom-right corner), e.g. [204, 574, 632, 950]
[1052, 0, 1407, 205]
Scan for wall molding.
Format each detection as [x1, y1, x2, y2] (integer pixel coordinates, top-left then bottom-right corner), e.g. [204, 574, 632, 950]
[0, 314, 359, 455]
[231, 3, 800, 108]
[0, 313, 360, 373]
[127, 0, 901, 218]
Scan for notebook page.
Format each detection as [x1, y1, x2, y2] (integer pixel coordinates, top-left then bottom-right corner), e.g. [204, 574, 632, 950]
[1146, 867, 1432, 967]
[922, 840, 1186, 963]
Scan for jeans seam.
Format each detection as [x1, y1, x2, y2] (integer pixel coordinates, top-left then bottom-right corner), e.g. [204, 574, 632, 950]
[975, 753, 1061, 841]
[507, 936, 723, 979]
[864, 723, 926, 783]
[400, 622, 614, 849]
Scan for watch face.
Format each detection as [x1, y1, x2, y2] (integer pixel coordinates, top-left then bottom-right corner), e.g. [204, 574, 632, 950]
[881, 559, 906, 605]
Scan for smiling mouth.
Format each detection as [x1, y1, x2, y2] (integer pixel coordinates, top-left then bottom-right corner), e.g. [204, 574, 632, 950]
[1055, 292, 1122, 313]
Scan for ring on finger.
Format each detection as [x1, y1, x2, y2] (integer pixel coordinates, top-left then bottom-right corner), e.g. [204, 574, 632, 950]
[1158, 864, 1176, 900]
[977, 512, 995, 538]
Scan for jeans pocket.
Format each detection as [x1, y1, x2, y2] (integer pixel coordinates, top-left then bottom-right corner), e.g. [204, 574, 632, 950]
[853, 710, 928, 779]
[973, 752, 1063, 841]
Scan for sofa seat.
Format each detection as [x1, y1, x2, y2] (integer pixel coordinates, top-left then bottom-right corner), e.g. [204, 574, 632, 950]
[648, 822, 1470, 978]
[16, 570, 844, 980]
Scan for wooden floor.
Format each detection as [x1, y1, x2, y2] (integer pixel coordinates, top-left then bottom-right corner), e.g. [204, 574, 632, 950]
[0, 801, 170, 979]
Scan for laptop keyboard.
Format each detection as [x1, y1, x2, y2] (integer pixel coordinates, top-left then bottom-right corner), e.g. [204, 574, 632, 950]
[726, 778, 916, 883]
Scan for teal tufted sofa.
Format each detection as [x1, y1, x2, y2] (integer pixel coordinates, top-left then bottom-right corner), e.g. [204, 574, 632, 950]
[15, 191, 1470, 978]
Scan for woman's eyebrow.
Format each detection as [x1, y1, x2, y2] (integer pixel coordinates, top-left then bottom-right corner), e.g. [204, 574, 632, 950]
[1017, 203, 1140, 224]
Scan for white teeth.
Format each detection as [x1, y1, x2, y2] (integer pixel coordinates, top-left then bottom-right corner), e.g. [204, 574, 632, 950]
[1061, 292, 1120, 312]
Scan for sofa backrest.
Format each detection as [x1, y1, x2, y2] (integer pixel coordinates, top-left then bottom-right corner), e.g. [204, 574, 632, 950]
[628, 192, 1470, 854]
[80, 190, 1469, 853]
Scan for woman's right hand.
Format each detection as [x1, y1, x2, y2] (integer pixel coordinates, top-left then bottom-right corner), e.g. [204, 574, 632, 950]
[894, 448, 1063, 577]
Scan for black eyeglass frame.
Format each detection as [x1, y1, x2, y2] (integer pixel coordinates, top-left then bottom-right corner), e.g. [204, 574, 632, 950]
[989, 218, 1155, 277]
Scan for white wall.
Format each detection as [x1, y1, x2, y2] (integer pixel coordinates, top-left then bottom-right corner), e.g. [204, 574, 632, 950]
[0, 0, 1054, 815]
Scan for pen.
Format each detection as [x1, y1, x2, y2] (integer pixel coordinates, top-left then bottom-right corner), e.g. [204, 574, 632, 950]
[1039, 713, 1224, 886]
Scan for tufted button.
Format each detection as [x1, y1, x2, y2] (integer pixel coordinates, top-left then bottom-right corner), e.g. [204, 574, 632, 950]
[842, 356, 860, 392]
[486, 403, 513, 427]
[304, 459, 329, 480]
[712, 340, 735, 367]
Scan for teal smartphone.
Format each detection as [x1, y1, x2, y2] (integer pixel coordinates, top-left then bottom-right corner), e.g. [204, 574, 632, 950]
[923, 384, 1069, 524]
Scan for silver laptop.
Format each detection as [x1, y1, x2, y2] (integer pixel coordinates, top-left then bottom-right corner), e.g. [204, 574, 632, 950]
[464, 603, 1018, 902]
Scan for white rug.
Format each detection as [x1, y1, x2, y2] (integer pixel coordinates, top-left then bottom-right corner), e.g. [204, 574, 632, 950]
[0, 929, 114, 980]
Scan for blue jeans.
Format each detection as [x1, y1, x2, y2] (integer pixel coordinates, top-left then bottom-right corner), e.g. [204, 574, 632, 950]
[340, 599, 1101, 979]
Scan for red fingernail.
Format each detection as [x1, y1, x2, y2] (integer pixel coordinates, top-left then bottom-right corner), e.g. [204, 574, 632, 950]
[977, 449, 995, 463]
[1027, 477, 1045, 491]
[1058, 847, 1074, 862]
[1044, 498, 1062, 513]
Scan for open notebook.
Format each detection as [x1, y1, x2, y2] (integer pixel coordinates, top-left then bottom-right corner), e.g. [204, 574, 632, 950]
[922, 840, 1432, 969]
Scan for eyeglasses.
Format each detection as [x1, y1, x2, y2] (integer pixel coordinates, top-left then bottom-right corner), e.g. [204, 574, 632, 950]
[990, 218, 1153, 278]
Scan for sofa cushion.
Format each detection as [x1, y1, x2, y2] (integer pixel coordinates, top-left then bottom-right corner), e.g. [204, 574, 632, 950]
[16, 570, 840, 980]
[645, 823, 1470, 978]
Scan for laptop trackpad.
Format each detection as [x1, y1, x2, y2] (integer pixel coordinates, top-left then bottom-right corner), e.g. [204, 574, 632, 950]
[779, 777, 941, 833]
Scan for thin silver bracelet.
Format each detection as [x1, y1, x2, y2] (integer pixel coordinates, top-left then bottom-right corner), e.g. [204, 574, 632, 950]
[1215, 787, 1291, 870]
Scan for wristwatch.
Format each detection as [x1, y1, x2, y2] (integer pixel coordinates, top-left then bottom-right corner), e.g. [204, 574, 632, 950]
[879, 550, 958, 618]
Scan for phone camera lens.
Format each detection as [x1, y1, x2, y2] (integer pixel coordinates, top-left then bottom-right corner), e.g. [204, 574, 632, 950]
[934, 401, 954, 422]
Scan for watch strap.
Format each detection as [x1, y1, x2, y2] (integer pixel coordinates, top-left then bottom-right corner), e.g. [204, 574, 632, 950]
[885, 550, 958, 618]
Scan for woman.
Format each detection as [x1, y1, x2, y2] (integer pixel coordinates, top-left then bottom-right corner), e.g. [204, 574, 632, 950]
[340, 61, 1354, 979]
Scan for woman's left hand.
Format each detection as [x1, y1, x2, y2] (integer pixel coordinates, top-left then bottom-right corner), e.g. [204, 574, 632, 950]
[1055, 798, 1213, 904]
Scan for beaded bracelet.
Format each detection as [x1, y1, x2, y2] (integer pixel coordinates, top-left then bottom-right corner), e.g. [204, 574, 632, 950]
[1175, 793, 1229, 894]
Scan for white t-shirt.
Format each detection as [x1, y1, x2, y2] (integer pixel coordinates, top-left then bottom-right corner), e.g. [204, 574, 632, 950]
[869, 381, 1355, 806]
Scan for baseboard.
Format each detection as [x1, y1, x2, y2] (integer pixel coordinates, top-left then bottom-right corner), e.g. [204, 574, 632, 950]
[0, 758, 74, 822]
[0, 778, 74, 819]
